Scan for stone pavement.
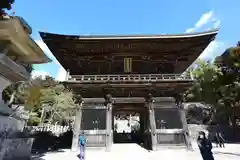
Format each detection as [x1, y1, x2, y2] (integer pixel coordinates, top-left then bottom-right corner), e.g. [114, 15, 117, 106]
[32, 143, 240, 160]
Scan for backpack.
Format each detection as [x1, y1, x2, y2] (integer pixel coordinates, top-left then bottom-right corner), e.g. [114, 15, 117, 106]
[79, 135, 86, 146]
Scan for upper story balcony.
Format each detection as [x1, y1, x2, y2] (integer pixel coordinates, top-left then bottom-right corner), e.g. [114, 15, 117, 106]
[67, 74, 194, 84]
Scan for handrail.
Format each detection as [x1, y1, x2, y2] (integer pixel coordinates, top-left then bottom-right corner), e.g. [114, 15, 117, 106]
[68, 74, 193, 83]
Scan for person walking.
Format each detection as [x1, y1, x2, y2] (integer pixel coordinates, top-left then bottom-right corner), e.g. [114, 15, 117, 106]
[79, 132, 86, 160]
[215, 132, 225, 148]
[197, 131, 214, 160]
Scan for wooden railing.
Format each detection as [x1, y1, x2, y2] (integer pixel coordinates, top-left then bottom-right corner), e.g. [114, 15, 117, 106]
[68, 74, 193, 83]
[85, 133, 106, 147]
[156, 132, 185, 145]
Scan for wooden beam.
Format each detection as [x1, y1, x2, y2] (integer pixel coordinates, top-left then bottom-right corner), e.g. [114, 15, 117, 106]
[147, 102, 158, 150]
[82, 97, 175, 104]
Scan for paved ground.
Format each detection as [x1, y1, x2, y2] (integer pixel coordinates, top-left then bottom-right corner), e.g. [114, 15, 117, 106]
[32, 143, 240, 160]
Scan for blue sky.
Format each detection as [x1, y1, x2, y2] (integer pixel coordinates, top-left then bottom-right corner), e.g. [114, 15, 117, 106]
[12, 0, 240, 80]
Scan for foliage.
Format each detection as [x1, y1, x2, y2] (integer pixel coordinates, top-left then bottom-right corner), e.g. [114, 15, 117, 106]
[185, 60, 223, 105]
[2, 82, 23, 105]
[27, 112, 41, 126]
[2, 76, 81, 125]
[40, 85, 77, 124]
[185, 104, 211, 124]
[0, 0, 15, 10]
[185, 44, 240, 129]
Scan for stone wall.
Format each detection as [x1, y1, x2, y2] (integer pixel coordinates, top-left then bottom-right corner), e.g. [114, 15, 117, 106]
[188, 124, 208, 140]
[0, 115, 25, 134]
[0, 138, 34, 160]
[0, 69, 33, 160]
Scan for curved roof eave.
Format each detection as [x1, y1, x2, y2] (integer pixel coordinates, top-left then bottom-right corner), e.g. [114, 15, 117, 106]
[39, 29, 219, 40]
[31, 37, 52, 64]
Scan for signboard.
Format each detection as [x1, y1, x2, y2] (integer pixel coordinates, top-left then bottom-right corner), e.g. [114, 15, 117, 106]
[124, 57, 132, 72]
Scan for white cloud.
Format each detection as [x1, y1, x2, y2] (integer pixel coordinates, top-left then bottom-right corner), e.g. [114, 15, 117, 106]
[199, 40, 225, 60]
[185, 10, 224, 61]
[185, 28, 195, 33]
[213, 20, 221, 29]
[55, 67, 67, 82]
[185, 10, 220, 33]
[31, 70, 50, 79]
[195, 10, 214, 28]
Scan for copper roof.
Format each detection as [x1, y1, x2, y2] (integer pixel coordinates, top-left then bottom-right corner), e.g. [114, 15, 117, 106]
[39, 29, 218, 74]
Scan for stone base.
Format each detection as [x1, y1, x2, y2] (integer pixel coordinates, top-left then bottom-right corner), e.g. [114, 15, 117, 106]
[0, 138, 34, 160]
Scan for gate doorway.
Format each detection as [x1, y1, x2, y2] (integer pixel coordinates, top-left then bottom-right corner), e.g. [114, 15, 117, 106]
[112, 103, 152, 150]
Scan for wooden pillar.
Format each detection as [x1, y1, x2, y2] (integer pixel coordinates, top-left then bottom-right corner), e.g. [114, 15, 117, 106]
[104, 94, 113, 151]
[175, 94, 192, 150]
[139, 113, 144, 133]
[71, 103, 83, 151]
[145, 94, 157, 151]
[179, 104, 192, 150]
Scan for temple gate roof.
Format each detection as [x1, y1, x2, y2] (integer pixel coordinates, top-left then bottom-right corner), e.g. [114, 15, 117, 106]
[40, 29, 218, 74]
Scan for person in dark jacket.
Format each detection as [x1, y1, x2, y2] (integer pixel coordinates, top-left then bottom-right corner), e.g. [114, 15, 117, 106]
[79, 132, 86, 160]
[197, 131, 214, 160]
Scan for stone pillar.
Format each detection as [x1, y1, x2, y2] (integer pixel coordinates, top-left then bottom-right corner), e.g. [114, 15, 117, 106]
[145, 94, 157, 151]
[71, 103, 83, 151]
[175, 94, 192, 150]
[104, 94, 113, 151]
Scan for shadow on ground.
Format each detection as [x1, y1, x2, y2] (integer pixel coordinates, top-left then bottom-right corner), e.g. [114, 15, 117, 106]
[214, 151, 240, 157]
[31, 150, 66, 160]
[31, 130, 73, 153]
[137, 143, 151, 152]
[31, 153, 45, 160]
[30, 130, 73, 159]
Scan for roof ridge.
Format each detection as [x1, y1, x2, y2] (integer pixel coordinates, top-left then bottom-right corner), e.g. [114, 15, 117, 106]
[39, 29, 219, 40]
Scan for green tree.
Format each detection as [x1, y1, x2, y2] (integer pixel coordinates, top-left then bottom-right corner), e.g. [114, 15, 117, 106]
[185, 51, 240, 131]
[2, 76, 80, 126]
[185, 60, 223, 123]
[218, 43, 240, 130]
[0, 0, 15, 10]
[39, 84, 77, 125]
[185, 60, 222, 104]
